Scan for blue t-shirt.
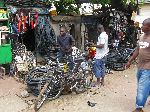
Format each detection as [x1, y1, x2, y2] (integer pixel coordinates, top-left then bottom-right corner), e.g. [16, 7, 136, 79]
[57, 34, 74, 51]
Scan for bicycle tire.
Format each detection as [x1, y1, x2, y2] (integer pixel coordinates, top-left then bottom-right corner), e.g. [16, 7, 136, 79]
[34, 81, 49, 111]
[27, 67, 51, 80]
[85, 70, 94, 87]
[74, 71, 93, 94]
[74, 79, 87, 94]
[34, 76, 63, 111]
[47, 78, 63, 100]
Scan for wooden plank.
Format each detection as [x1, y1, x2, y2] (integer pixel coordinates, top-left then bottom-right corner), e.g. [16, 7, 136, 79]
[51, 15, 81, 22]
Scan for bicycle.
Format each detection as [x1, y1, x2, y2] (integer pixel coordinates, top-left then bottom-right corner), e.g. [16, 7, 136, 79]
[32, 55, 93, 111]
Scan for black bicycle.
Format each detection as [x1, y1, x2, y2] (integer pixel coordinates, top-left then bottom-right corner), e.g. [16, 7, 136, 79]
[106, 47, 136, 71]
[31, 56, 93, 111]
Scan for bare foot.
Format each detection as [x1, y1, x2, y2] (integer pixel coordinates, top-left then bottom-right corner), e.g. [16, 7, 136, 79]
[96, 81, 101, 85]
[96, 78, 101, 85]
[101, 77, 104, 86]
[148, 100, 150, 105]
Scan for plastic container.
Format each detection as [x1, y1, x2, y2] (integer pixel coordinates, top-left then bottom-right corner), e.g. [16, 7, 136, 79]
[0, 2, 4, 7]
[49, 4, 57, 16]
[0, 44, 12, 64]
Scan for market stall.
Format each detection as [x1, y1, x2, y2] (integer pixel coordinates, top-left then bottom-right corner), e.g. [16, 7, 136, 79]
[0, 1, 57, 77]
[0, 2, 12, 76]
[0, 2, 12, 64]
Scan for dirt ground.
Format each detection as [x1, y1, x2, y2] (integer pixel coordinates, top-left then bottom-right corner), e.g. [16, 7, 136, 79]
[0, 65, 150, 112]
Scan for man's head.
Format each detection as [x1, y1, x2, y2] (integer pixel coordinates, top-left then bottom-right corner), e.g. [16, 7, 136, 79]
[142, 18, 150, 34]
[60, 26, 67, 36]
[97, 24, 104, 33]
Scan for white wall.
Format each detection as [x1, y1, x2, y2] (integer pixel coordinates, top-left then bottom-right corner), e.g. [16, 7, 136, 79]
[140, 4, 150, 16]
[135, 4, 150, 27]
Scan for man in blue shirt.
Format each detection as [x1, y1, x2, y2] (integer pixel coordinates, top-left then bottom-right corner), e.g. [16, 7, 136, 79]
[57, 26, 74, 71]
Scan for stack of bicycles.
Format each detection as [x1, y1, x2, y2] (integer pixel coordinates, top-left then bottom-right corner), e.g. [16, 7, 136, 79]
[26, 55, 93, 111]
[106, 47, 136, 71]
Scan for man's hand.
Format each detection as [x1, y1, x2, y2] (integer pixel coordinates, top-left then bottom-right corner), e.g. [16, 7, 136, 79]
[60, 47, 65, 52]
[66, 48, 73, 53]
[89, 44, 96, 47]
[125, 61, 131, 69]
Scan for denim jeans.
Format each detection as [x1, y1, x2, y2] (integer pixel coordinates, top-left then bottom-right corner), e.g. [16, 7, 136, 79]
[93, 57, 106, 78]
[136, 69, 150, 108]
[57, 50, 74, 71]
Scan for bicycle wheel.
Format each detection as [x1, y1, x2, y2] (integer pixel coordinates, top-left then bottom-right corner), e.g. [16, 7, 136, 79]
[26, 67, 54, 83]
[34, 81, 49, 111]
[47, 78, 63, 100]
[34, 76, 63, 111]
[74, 79, 87, 94]
[76, 69, 94, 93]
[84, 70, 94, 87]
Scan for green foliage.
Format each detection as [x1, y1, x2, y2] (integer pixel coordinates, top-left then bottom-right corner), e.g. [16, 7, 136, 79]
[90, 0, 111, 5]
[48, 0, 139, 15]
[62, 0, 76, 3]
[87, 0, 136, 5]
[53, 0, 79, 15]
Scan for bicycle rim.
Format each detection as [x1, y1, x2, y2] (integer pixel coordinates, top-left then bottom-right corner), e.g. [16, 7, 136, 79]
[83, 70, 93, 87]
[34, 94, 47, 111]
[34, 80, 50, 111]
[47, 79, 63, 100]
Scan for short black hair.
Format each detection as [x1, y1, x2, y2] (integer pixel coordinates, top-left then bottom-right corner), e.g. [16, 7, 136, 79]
[97, 24, 104, 30]
[143, 18, 150, 26]
[60, 26, 67, 32]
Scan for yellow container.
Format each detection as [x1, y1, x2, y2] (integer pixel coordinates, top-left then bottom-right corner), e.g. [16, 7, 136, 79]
[63, 63, 69, 73]
[50, 10, 57, 16]
[49, 4, 57, 16]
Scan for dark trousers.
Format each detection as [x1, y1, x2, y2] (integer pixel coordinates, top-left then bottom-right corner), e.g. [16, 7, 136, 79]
[57, 50, 74, 71]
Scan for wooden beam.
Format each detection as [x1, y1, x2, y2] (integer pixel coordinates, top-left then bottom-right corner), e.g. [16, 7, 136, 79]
[51, 15, 81, 23]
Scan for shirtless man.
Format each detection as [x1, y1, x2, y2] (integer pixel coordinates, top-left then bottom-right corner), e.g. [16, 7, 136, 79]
[126, 18, 150, 112]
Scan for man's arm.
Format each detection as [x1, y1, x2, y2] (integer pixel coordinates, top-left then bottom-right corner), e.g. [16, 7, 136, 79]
[67, 35, 74, 52]
[126, 47, 139, 69]
[57, 36, 65, 51]
[70, 35, 75, 46]
[91, 44, 104, 48]
[128, 47, 139, 63]
[91, 36, 105, 48]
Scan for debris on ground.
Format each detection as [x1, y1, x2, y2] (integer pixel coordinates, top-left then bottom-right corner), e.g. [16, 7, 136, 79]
[87, 101, 97, 107]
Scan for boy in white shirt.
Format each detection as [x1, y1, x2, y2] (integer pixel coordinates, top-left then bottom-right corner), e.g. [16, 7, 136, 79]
[91, 24, 109, 86]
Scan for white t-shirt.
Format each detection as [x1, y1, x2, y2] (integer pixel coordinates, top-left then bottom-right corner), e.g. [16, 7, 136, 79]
[94, 32, 109, 59]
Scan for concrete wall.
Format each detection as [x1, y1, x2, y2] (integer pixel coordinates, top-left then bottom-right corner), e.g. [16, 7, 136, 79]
[135, 4, 150, 27]
[50, 22, 60, 37]
[50, 15, 82, 48]
[140, 4, 150, 16]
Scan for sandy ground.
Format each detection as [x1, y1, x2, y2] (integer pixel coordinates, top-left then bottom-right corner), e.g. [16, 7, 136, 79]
[0, 65, 150, 112]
